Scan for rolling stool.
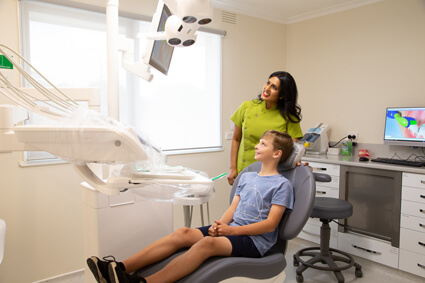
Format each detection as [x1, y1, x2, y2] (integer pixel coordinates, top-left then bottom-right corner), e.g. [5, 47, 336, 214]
[293, 197, 362, 282]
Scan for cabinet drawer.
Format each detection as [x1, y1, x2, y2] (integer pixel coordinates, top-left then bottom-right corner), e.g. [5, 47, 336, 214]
[403, 173, 425, 189]
[298, 222, 338, 248]
[401, 200, 425, 218]
[315, 176, 340, 189]
[401, 214, 425, 233]
[399, 249, 425, 278]
[402, 187, 425, 205]
[400, 228, 425, 255]
[338, 232, 399, 268]
[315, 185, 339, 198]
[307, 161, 340, 176]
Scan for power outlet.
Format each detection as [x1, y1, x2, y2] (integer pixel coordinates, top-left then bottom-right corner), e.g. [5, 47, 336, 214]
[225, 131, 233, 140]
[348, 132, 358, 140]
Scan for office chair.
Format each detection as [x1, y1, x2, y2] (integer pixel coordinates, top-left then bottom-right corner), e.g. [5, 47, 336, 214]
[135, 144, 316, 282]
[293, 178, 363, 283]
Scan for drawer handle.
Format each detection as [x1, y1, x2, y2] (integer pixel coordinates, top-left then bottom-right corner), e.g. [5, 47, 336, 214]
[418, 263, 425, 269]
[352, 244, 382, 255]
[419, 241, 425, 247]
[421, 180, 425, 185]
[421, 209, 425, 214]
[421, 195, 425, 199]
[109, 201, 135, 207]
[316, 191, 327, 195]
[420, 224, 425, 228]
[312, 167, 327, 171]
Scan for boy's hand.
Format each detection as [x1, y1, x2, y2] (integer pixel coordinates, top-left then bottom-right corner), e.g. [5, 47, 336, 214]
[213, 220, 232, 236]
[208, 223, 218, 237]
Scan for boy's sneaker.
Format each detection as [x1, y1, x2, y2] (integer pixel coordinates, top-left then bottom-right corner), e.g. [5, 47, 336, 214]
[108, 262, 146, 283]
[87, 255, 117, 283]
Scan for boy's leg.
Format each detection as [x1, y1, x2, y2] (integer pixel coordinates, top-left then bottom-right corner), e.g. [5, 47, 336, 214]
[145, 236, 233, 283]
[122, 227, 204, 273]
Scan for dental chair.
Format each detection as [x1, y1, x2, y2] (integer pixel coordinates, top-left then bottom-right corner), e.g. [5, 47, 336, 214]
[135, 143, 316, 282]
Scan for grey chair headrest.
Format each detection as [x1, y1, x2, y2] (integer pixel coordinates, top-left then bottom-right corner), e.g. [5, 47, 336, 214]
[278, 143, 305, 171]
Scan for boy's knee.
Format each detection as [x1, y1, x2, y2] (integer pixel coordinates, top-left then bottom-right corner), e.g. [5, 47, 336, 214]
[174, 227, 192, 237]
[196, 236, 217, 250]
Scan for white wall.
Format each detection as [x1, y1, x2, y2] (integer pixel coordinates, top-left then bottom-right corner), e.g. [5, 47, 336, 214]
[287, 0, 425, 144]
[0, 0, 286, 282]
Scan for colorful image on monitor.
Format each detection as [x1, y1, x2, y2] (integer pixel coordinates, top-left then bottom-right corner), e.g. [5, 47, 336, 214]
[384, 107, 425, 143]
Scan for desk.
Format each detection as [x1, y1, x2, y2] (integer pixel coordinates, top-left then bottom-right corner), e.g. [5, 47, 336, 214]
[301, 155, 425, 278]
[302, 154, 425, 175]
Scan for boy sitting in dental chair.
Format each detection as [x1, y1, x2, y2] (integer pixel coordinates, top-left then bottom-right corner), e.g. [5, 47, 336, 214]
[87, 130, 295, 283]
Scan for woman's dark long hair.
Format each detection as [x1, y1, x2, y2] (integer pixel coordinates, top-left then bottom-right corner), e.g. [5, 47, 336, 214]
[256, 71, 302, 123]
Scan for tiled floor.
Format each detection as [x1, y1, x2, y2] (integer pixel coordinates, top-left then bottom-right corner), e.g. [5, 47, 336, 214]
[284, 237, 424, 283]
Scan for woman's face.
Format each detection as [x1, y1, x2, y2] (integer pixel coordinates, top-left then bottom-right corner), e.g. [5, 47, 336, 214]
[261, 76, 281, 107]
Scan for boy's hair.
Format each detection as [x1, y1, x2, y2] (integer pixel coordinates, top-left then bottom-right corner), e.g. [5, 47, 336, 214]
[260, 130, 294, 163]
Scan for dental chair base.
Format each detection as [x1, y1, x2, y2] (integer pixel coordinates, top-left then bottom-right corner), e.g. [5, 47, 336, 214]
[81, 183, 173, 283]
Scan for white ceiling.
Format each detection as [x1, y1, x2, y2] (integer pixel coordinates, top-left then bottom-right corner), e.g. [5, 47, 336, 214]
[211, 0, 383, 24]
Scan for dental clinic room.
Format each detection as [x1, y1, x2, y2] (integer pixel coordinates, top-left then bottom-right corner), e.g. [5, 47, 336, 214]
[1, 0, 425, 282]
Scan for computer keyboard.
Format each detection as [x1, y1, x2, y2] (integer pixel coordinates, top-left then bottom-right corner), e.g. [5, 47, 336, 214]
[371, 158, 425, 167]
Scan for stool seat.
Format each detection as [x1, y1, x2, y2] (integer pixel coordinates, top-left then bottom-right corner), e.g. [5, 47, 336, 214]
[311, 197, 353, 220]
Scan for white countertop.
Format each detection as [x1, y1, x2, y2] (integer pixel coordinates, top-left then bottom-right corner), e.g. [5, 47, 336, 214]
[302, 154, 425, 175]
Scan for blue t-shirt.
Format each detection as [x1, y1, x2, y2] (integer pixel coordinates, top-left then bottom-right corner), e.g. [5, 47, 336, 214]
[230, 172, 294, 256]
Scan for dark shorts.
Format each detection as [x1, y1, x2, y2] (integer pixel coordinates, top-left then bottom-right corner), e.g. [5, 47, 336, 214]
[198, 225, 261, 258]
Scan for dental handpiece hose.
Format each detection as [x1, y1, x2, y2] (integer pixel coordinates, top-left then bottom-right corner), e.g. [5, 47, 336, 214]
[211, 173, 227, 181]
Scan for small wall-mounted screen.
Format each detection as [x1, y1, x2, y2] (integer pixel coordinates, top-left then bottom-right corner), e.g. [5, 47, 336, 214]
[384, 107, 425, 147]
[149, 3, 174, 75]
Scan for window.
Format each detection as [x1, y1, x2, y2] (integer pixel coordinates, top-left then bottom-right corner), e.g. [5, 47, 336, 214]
[19, 0, 222, 162]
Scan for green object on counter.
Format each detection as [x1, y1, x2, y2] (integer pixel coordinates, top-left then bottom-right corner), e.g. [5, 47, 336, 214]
[341, 140, 353, 156]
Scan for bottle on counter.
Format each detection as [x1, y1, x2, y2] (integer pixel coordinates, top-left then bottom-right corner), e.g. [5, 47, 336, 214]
[341, 138, 353, 156]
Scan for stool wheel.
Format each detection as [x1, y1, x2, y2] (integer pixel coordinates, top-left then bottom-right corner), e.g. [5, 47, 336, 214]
[296, 274, 304, 282]
[355, 268, 363, 278]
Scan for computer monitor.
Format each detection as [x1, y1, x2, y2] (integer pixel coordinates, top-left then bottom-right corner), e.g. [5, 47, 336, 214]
[142, 0, 174, 75]
[383, 107, 425, 147]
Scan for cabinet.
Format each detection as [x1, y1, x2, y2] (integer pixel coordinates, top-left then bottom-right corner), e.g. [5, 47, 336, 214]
[399, 172, 425, 278]
[297, 161, 340, 248]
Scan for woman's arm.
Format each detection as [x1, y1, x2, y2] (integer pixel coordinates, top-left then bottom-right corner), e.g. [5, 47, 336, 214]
[214, 204, 286, 236]
[228, 124, 242, 185]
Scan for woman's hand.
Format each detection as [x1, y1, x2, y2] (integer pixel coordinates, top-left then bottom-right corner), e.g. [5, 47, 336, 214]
[227, 169, 238, 186]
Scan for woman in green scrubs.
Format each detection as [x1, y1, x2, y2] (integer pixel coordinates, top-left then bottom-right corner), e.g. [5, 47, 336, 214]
[228, 71, 303, 185]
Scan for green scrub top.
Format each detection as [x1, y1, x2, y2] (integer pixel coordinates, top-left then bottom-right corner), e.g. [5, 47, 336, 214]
[231, 100, 303, 173]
